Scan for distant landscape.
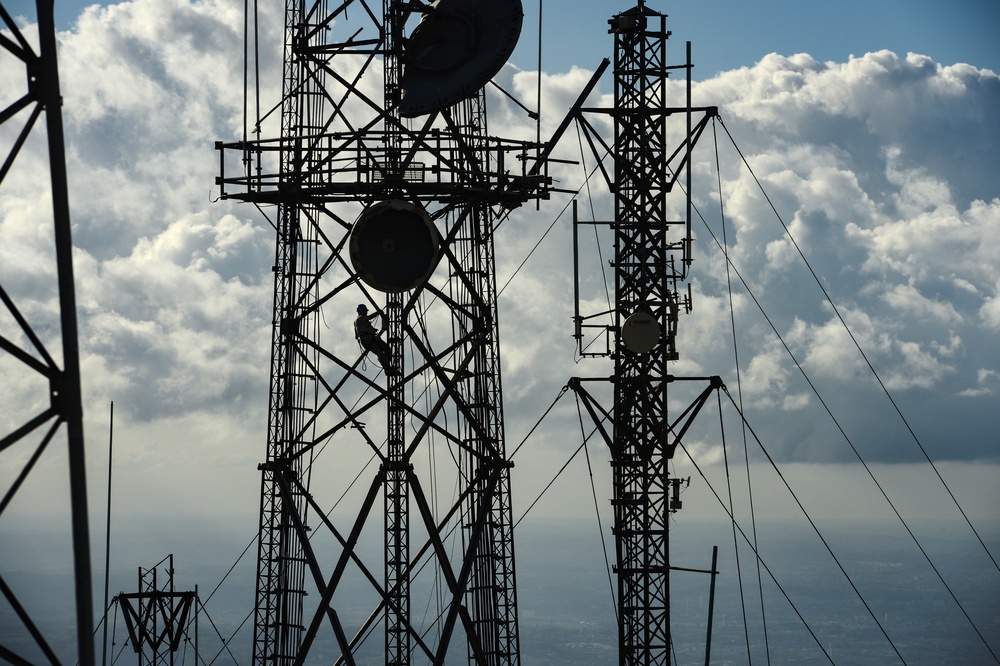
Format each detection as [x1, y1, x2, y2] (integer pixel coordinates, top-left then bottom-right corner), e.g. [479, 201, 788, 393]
[3, 515, 998, 664]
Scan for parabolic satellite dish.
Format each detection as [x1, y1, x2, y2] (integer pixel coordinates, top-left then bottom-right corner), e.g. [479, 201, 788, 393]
[400, 0, 524, 118]
[349, 200, 441, 293]
[621, 311, 661, 354]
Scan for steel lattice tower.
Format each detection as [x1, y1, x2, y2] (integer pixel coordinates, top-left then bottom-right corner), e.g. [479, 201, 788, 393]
[612, 8, 677, 661]
[216, 0, 544, 662]
[0, 2, 93, 663]
[118, 555, 198, 665]
[608, 8, 720, 662]
[568, 3, 718, 664]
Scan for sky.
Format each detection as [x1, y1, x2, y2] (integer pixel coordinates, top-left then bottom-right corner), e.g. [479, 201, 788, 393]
[2, 0, 1000, 662]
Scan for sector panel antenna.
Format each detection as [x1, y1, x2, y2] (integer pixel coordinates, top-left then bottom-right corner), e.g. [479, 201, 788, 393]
[400, 0, 523, 118]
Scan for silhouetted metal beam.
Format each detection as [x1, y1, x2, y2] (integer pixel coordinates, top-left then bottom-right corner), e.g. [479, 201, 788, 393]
[38, 1, 94, 662]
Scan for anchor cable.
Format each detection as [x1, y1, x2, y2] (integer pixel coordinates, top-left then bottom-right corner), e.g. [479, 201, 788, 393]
[717, 116, 999, 577]
[705, 117, 999, 662]
[713, 118, 764, 666]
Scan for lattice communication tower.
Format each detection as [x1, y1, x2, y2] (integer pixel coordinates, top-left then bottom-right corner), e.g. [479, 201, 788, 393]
[216, 0, 551, 662]
[118, 555, 198, 665]
[568, 3, 719, 664]
[0, 2, 93, 664]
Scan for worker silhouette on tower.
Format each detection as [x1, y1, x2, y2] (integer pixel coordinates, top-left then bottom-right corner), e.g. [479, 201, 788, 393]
[355, 303, 397, 375]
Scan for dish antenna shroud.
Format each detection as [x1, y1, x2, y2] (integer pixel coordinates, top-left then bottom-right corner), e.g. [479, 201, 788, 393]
[350, 199, 441, 292]
[400, 0, 523, 117]
[621, 310, 661, 353]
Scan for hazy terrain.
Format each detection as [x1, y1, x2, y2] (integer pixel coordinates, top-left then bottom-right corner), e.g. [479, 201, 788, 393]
[3, 516, 997, 664]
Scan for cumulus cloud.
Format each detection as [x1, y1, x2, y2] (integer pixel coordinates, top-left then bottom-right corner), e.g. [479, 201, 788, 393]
[671, 50, 1000, 463]
[1, 0, 275, 487]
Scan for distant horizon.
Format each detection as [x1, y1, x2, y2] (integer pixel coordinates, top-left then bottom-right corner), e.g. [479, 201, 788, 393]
[4, 515, 998, 664]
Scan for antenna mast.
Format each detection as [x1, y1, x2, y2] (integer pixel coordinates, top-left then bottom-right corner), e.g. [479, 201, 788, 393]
[568, 4, 719, 663]
[216, 0, 546, 662]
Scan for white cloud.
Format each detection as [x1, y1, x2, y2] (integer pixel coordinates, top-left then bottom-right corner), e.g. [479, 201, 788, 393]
[957, 368, 998, 398]
[742, 344, 788, 396]
[665, 49, 999, 462]
[881, 283, 960, 322]
[979, 282, 1000, 330]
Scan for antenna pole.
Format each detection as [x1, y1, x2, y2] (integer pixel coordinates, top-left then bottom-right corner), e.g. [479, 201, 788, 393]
[609, 7, 678, 662]
[559, 5, 717, 663]
[705, 546, 719, 665]
[102, 401, 114, 666]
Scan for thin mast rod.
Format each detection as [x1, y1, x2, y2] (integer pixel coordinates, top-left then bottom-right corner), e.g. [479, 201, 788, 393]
[102, 401, 114, 666]
[704, 545, 719, 666]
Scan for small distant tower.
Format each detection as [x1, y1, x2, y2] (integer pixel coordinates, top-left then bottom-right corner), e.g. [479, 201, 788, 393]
[118, 555, 198, 665]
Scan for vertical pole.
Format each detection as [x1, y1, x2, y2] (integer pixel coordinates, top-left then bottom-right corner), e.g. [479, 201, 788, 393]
[103, 401, 114, 666]
[704, 546, 719, 666]
[136, 566, 142, 665]
[252, 0, 315, 658]
[152, 565, 158, 666]
[685, 41, 693, 270]
[535, 0, 543, 185]
[195, 585, 200, 665]
[168, 554, 174, 666]
[573, 200, 581, 349]
[609, 7, 685, 663]
[383, 3, 410, 664]
[36, 2, 94, 665]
